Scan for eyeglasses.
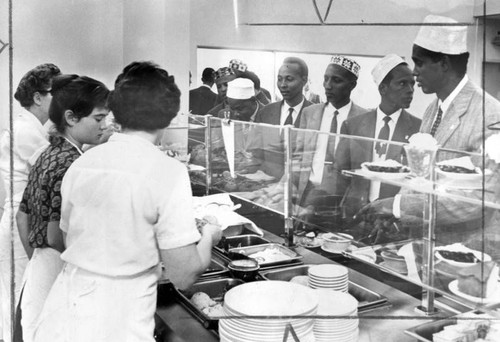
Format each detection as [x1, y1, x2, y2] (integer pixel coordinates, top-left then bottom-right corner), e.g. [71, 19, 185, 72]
[37, 89, 51, 95]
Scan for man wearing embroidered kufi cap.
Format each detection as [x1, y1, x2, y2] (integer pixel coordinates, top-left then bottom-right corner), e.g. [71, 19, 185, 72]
[335, 54, 421, 219]
[356, 15, 500, 245]
[283, 55, 369, 222]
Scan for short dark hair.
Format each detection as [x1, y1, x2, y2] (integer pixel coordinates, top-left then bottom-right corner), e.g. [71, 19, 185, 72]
[201, 68, 215, 83]
[414, 45, 469, 77]
[282, 57, 309, 78]
[109, 61, 181, 131]
[380, 62, 409, 86]
[49, 74, 109, 134]
[14, 63, 61, 108]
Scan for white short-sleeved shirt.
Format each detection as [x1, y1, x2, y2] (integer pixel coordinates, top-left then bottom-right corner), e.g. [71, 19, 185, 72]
[0, 110, 49, 205]
[60, 133, 201, 276]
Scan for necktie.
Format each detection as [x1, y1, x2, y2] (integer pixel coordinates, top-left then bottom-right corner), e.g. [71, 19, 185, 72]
[325, 110, 339, 162]
[375, 115, 391, 157]
[284, 107, 294, 126]
[430, 106, 443, 136]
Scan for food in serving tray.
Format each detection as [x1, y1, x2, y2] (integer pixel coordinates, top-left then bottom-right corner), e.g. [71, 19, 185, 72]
[246, 246, 291, 264]
[457, 261, 499, 298]
[190, 292, 224, 317]
[432, 312, 500, 342]
[363, 159, 409, 173]
[437, 156, 478, 174]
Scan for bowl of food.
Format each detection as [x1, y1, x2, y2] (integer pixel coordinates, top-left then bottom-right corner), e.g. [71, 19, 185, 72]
[435, 245, 491, 268]
[436, 156, 492, 187]
[380, 250, 408, 274]
[228, 258, 260, 281]
[322, 233, 353, 254]
[361, 160, 410, 180]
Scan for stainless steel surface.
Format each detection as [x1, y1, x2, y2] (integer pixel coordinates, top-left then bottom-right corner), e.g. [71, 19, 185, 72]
[229, 243, 303, 268]
[260, 265, 390, 313]
[217, 234, 270, 252]
[171, 278, 244, 329]
[200, 253, 230, 279]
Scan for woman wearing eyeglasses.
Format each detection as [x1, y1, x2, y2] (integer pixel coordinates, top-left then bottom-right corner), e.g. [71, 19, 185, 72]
[0, 63, 61, 342]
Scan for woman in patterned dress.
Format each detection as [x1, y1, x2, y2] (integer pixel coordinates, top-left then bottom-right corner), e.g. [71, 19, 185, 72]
[15, 74, 109, 342]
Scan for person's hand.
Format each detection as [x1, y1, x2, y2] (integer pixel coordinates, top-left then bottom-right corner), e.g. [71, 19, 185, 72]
[354, 198, 400, 244]
[354, 198, 394, 221]
[201, 215, 223, 245]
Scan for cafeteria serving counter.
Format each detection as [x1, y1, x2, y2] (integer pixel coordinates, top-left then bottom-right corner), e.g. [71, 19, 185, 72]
[155, 229, 461, 342]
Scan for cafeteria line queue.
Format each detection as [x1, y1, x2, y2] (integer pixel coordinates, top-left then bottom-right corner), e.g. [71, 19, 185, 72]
[0, 11, 499, 342]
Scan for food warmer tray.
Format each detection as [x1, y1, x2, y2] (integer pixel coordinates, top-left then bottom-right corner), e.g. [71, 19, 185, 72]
[260, 265, 390, 313]
[200, 251, 231, 279]
[228, 243, 304, 269]
[173, 277, 244, 330]
[404, 304, 500, 342]
[214, 234, 271, 255]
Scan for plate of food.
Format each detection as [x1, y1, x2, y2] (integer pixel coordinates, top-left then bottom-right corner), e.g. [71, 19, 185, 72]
[448, 261, 500, 304]
[361, 160, 410, 180]
[435, 243, 492, 268]
[436, 156, 492, 187]
[295, 232, 322, 248]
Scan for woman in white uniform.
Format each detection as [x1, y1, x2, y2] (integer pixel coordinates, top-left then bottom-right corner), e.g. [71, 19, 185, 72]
[16, 74, 110, 342]
[0, 64, 60, 342]
[34, 61, 222, 342]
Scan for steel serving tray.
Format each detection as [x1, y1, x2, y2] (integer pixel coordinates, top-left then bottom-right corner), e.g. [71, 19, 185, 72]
[200, 252, 230, 279]
[260, 265, 390, 313]
[174, 277, 244, 330]
[228, 243, 303, 269]
[215, 234, 270, 254]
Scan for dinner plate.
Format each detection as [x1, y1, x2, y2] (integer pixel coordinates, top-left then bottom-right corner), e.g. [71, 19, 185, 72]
[448, 280, 500, 304]
[296, 236, 322, 248]
[360, 164, 410, 180]
[379, 261, 408, 275]
[321, 245, 346, 254]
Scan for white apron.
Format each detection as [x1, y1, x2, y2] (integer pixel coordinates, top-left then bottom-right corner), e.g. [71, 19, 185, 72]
[34, 263, 161, 342]
[21, 247, 64, 342]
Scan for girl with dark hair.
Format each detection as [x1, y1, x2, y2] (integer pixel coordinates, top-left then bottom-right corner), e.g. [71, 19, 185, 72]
[35, 61, 221, 342]
[16, 74, 109, 342]
[0, 63, 61, 342]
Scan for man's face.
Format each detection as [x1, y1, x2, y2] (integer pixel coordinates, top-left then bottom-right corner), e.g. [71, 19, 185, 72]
[216, 82, 228, 99]
[227, 97, 255, 121]
[277, 63, 306, 105]
[381, 64, 415, 110]
[411, 44, 443, 94]
[323, 64, 356, 108]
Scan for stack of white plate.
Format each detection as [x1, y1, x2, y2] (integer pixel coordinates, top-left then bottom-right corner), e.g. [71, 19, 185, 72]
[313, 289, 359, 342]
[308, 264, 349, 292]
[219, 280, 318, 342]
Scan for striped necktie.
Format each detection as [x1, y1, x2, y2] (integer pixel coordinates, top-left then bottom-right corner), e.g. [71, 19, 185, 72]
[284, 107, 294, 126]
[375, 115, 391, 157]
[430, 106, 443, 136]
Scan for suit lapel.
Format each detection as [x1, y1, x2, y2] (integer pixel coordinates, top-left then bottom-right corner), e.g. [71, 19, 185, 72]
[434, 82, 473, 146]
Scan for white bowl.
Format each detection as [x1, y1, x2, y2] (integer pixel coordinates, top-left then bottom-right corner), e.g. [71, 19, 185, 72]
[322, 233, 353, 253]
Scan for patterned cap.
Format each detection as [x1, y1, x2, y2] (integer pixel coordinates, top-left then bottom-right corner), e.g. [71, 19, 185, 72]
[329, 55, 360, 78]
[229, 59, 248, 72]
[214, 67, 236, 84]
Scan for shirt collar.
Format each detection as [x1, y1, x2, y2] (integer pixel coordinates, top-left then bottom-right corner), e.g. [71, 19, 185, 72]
[439, 75, 468, 113]
[330, 101, 352, 117]
[376, 107, 402, 124]
[109, 132, 158, 149]
[283, 98, 305, 113]
[201, 84, 212, 89]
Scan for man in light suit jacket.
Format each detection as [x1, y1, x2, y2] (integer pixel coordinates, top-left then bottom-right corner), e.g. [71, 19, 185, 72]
[189, 67, 217, 115]
[359, 15, 500, 244]
[336, 54, 421, 217]
[292, 56, 369, 212]
[249, 57, 313, 179]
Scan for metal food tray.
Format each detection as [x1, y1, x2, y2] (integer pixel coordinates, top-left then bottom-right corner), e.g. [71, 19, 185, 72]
[229, 243, 303, 269]
[200, 252, 230, 279]
[215, 234, 270, 254]
[260, 265, 390, 313]
[404, 306, 500, 342]
[173, 277, 244, 329]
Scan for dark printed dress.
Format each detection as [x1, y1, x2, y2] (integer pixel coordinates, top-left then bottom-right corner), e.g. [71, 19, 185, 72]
[19, 135, 82, 248]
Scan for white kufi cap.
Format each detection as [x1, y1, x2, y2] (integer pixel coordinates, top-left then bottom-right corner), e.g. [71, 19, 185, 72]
[414, 15, 467, 55]
[372, 54, 406, 86]
[226, 78, 254, 100]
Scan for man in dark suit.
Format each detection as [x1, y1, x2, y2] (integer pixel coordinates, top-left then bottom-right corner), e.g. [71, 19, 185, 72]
[292, 56, 369, 213]
[249, 57, 313, 179]
[357, 15, 500, 245]
[189, 67, 217, 115]
[335, 54, 421, 217]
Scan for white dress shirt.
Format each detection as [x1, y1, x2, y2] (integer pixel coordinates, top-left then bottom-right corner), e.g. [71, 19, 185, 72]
[369, 108, 402, 201]
[309, 101, 352, 185]
[60, 133, 201, 276]
[280, 99, 305, 126]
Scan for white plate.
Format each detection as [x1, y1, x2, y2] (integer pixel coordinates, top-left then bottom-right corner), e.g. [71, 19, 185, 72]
[360, 164, 410, 180]
[436, 167, 492, 181]
[435, 247, 491, 268]
[321, 245, 348, 254]
[448, 280, 500, 304]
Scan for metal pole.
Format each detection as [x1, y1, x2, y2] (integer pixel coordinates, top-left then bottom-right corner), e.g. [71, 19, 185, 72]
[283, 125, 294, 247]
